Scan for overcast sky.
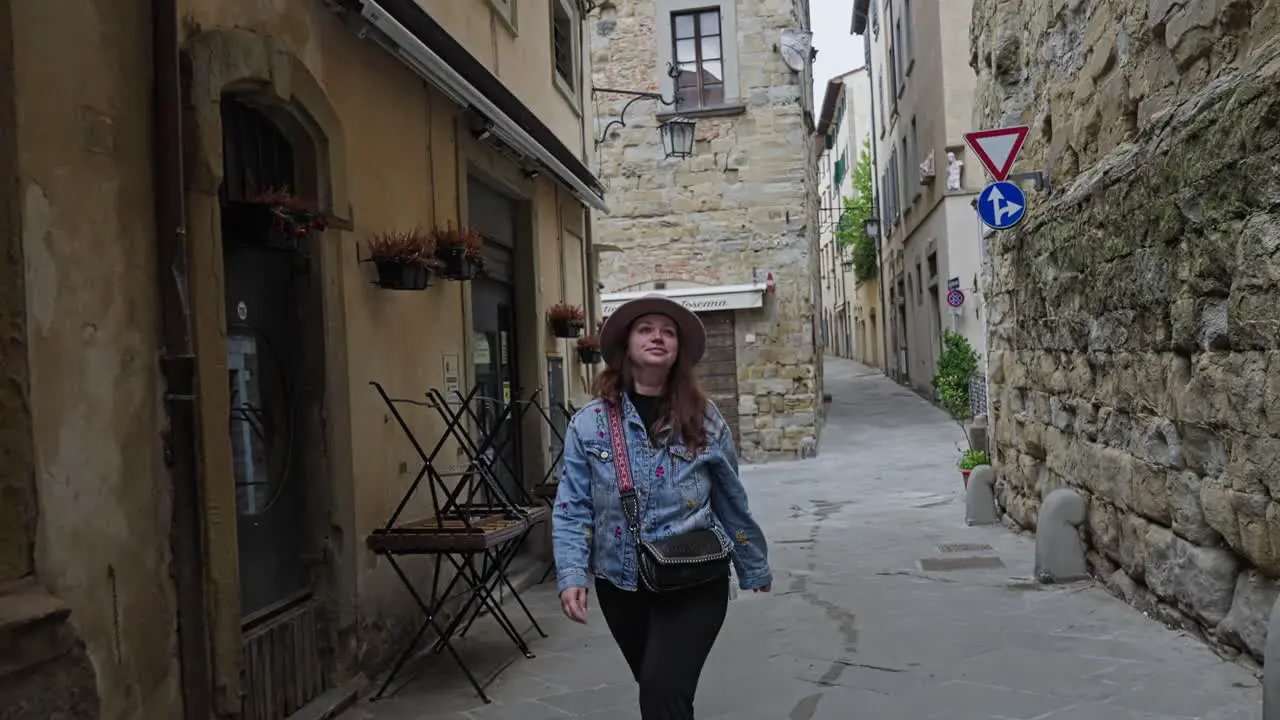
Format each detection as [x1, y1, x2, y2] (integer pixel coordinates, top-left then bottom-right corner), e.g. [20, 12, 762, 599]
[810, 0, 867, 107]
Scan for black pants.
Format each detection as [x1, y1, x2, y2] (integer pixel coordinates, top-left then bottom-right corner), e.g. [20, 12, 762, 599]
[595, 576, 730, 719]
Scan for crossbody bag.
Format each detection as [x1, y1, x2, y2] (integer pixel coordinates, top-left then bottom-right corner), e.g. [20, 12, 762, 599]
[605, 400, 730, 593]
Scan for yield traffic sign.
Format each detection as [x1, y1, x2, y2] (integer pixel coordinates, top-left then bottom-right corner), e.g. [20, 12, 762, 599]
[963, 125, 1030, 182]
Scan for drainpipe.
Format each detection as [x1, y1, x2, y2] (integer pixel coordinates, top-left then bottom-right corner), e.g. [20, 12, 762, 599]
[152, 0, 212, 716]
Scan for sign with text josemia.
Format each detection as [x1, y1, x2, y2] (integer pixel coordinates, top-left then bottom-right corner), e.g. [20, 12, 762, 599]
[600, 284, 767, 317]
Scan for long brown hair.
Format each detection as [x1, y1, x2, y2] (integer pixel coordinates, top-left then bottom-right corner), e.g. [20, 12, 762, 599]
[593, 351, 710, 451]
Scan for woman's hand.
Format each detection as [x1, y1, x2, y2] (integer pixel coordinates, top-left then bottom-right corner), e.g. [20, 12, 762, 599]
[560, 587, 589, 624]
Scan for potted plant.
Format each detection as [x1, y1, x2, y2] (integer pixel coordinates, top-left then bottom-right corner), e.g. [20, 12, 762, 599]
[366, 228, 438, 290]
[932, 330, 984, 488]
[547, 303, 586, 338]
[464, 228, 486, 278]
[958, 448, 991, 489]
[432, 224, 483, 280]
[222, 187, 328, 253]
[576, 333, 602, 364]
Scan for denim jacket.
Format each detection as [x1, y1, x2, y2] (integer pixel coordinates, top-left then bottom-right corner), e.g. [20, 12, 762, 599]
[552, 394, 772, 594]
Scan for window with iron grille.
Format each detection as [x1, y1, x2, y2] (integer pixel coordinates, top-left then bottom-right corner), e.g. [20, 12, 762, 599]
[220, 98, 296, 202]
[672, 9, 724, 109]
[552, 0, 576, 95]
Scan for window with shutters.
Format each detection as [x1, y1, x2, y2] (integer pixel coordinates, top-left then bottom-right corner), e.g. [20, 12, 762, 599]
[551, 0, 578, 104]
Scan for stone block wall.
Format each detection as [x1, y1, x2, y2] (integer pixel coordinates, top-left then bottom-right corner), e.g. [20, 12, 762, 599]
[971, 0, 1280, 661]
[589, 0, 822, 462]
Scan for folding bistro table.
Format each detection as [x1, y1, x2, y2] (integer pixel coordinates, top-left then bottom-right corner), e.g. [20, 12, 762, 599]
[365, 381, 550, 703]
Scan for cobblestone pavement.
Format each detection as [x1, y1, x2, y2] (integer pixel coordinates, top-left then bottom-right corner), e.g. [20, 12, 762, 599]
[340, 357, 1262, 720]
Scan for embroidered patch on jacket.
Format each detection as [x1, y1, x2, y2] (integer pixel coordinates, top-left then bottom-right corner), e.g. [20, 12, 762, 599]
[735, 529, 750, 545]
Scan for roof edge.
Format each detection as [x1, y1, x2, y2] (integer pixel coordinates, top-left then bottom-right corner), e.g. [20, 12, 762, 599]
[851, 0, 871, 35]
[814, 79, 845, 137]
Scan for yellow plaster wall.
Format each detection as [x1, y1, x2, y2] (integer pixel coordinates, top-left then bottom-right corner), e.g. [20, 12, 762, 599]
[181, 0, 598, 689]
[3, 0, 598, 715]
[10, 1, 183, 718]
[422, 0, 588, 157]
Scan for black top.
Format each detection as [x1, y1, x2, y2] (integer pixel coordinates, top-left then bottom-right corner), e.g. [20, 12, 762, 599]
[627, 391, 663, 441]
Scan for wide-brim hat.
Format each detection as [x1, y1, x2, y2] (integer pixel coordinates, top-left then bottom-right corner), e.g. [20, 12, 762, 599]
[599, 294, 706, 370]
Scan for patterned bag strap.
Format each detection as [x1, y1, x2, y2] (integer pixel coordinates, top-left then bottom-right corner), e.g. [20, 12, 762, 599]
[605, 400, 642, 537]
[605, 400, 634, 492]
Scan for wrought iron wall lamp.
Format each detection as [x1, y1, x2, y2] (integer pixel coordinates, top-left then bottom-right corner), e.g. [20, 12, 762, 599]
[592, 62, 696, 159]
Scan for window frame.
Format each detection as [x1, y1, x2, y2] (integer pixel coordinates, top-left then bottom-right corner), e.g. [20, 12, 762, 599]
[909, 115, 921, 199]
[487, 0, 518, 35]
[670, 8, 727, 110]
[655, 0, 741, 112]
[550, 0, 580, 108]
[894, 16, 906, 96]
[903, 0, 915, 71]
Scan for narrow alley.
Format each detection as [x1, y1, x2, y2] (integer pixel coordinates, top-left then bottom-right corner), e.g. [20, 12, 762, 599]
[340, 357, 1262, 720]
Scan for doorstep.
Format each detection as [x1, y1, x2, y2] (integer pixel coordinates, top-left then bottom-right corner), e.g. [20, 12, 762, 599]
[285, 680, 360, 720]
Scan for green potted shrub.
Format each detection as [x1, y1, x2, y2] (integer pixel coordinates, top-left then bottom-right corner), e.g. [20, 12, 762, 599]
[958, 448, 991, 488]
[932, 330, 985, 487]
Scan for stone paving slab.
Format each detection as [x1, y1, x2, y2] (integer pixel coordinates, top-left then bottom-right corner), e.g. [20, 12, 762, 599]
[339, 358, 1262, 719]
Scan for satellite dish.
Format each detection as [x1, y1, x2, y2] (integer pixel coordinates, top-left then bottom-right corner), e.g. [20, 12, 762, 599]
[779, 28, 813, 72]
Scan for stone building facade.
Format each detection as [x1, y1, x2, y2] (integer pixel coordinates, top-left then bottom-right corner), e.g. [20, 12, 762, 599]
[973, 0, 1280, 662]
[589, 0, 823, 462]
[856, 0, 986, 398]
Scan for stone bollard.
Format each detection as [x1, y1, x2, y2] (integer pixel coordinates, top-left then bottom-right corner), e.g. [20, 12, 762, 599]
[1034, 488, 1089, 584]
[965, 465, 999, 526]
[967, 415, 989, 454]
[1265, 596, 1280, 718]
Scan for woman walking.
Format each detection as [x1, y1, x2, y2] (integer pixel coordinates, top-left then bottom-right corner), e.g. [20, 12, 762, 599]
[552, 294, 773, 719]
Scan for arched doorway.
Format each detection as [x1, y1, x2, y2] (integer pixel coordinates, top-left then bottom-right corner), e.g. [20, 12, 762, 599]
[219, 95, 330, 717]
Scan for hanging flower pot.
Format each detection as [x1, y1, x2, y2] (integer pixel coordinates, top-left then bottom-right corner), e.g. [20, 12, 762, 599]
[436, 246, 470, 279]
[576, 332, 602, 364]
[222, 189, 327, 253]
[547, 302, 586, 338]
[374, 259, 432, 290]
[223, 201, 324, 253]
[431, 224, 485, 281]
[365, 228, 437, 291]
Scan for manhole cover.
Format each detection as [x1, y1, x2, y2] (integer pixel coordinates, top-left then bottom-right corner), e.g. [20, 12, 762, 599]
[919, 556, 1006, 572]
[937, 543, 995, 554]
